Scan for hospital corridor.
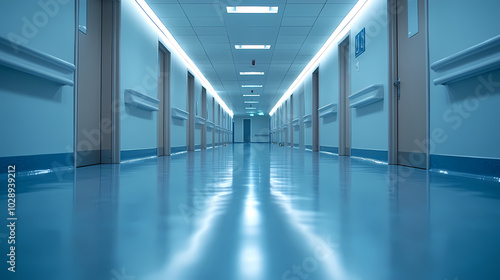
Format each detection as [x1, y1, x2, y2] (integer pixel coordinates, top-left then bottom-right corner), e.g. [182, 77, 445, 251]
[1, 0, 500, 279]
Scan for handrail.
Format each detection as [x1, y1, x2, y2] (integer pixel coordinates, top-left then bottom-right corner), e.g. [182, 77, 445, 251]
[348, 84, 384, 108]
[431, 35, 500, 72]
[195, 116, 206, 125]
[318, 103, 338, 118]
[303, 114, 312, 123]
[172, 107, 189, 120]
[433, 57, 500, 85]
[206, 120, 215, 128]
[124, 89, 159, 111]
[0, 36, 75, 86]
[431, 35, 500, 86]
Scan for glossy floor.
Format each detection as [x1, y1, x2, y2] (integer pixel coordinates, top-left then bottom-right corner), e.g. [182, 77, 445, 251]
[1, 143, 500, 280]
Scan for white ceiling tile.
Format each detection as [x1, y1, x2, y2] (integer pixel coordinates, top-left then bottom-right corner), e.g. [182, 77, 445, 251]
[148, 4, 185, 18]
[190, 17, 225, 27]
[198, 36, 229, 44]
[319, 3, 355, 17]
[160, 17, 191, 27]
[309, 17, 343, 36]
[278, 26, 312, 36]
[193, 26, 227, 36]
[276, 35, 306, 43]
[283, 4, 324, 17]
[146, 0, 177, 3]
[281, 17, 317, 27]
[275, 42, 302, 50]
[181, 4, 224, 18]
[168, 26, 196, 36]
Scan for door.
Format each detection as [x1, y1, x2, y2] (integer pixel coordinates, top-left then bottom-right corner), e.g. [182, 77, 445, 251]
[299, 87, 305, 149]
[187, 73, 195, 151]
[217, 104, 221, 146]
[289, 95, 293, 146]
[396, 0, 428, 169]
[312, 68, 320, 152]
[284, 100, 289, 146]
[76, 0, 101, 167]
[244, 119, 251, 143]
[339, 36, 351, 156]
[201, 87, 207, 149]
[212, 97, 215, 147]
[158, 45, 171, 156]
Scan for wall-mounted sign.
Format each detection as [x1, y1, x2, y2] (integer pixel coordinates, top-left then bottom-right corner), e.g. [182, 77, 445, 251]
[355, 28, 365, 58]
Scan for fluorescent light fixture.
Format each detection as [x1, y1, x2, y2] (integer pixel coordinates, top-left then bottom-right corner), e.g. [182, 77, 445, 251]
[242, 85, 262, 88]
[243, 94, 260, 97]
[269, 0, 369, 116]
[240, 72, 265, 75]
[134, 0, 233, 117]
[226, 6, 278, 14]
[258, 112, 265, 116]
[244, 101, 258, 104]
[235, 45, 271, 50]
[249, 114, 255, 116]
[245, 107, 257, 110]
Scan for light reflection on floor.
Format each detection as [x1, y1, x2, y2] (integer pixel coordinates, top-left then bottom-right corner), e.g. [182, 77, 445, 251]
[1, 143, 500, 280]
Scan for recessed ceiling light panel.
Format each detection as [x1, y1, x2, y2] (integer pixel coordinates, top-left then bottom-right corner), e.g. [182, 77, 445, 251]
[235, 45, 271, 50]
[240, 72, 265, 75]
[242, 85, 263, 88]
[243, 95, 260, 97]
[226, 6, 278, 14]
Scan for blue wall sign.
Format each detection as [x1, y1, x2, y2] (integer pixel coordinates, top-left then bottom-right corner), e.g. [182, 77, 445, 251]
[355, 28, 365, 57]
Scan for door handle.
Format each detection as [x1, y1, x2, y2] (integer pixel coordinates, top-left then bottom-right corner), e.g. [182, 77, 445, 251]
[394, 78, 401, 100]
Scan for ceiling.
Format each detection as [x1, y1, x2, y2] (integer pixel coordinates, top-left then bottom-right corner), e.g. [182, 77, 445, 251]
[145, 0, 358, 116]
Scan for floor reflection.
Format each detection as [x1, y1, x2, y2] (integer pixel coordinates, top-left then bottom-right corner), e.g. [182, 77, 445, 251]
[1, 143, 500, 280]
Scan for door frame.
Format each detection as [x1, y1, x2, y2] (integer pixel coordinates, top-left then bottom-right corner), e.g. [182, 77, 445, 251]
[387, 0, 430, 168]
[312, 68, 320, 152]
[338, 34, 351, 156]
[158, 43, 171, 156]
[74, 0, 121, 166]
[187, 72, 195, 151]
[201, 87, 207, 149]
[289, 94, 293, 146]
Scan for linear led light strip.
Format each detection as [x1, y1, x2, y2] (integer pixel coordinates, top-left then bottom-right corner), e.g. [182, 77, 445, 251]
[269, 0, 369, 116]
[135, 0, 234, 117]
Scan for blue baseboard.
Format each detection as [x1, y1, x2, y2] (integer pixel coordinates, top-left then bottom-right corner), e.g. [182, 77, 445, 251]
[195, 145, 201, 150]
[305, 145, 313, 150]
[351, 148, 388, 162]
[207, 144, 213, 148]
[171, 146, 187, 154]
[120, 148, 157, 162]
[320, 146, 338, 154]
[431, 154, 500, 178]
[0, 152, 74, 174]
